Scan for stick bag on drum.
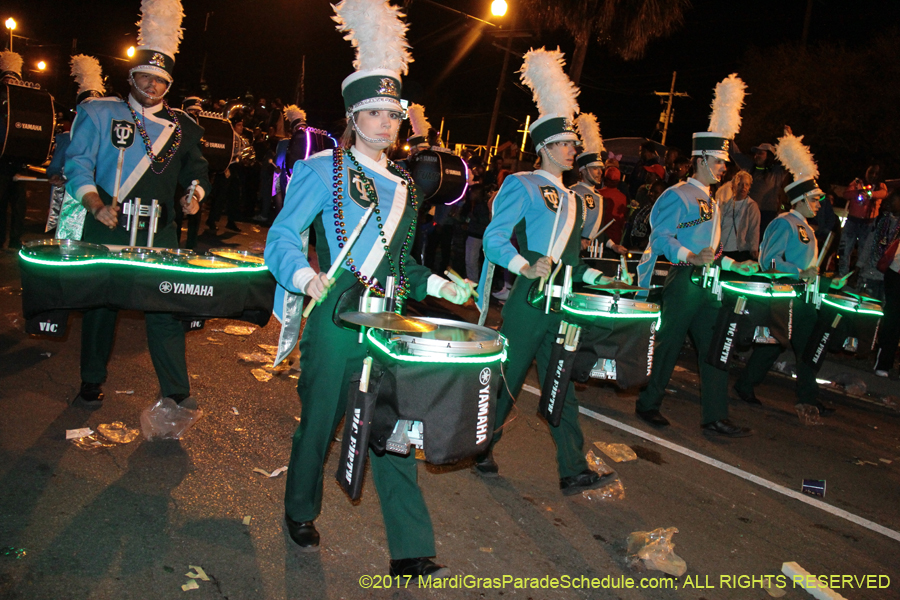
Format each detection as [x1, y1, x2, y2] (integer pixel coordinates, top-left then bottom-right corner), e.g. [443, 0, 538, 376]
[336, 357, 379, 501]
[539, 323, 580, 427]
[802, 313, 842, 372]
[706, 296, 747, 371]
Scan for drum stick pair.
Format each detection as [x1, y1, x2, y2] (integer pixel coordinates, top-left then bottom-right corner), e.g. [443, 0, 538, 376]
[557, 321, 581, 351]
[539, 196, 565, 291]
[444, 268, 478, 300]
[303, 203, 377, 318]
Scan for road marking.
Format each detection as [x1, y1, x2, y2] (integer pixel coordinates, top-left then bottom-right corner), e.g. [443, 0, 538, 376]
[518, 383, 900, 544]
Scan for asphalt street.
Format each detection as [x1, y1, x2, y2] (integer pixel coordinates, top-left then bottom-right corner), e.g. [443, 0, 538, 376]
[1, 188, 899, 600]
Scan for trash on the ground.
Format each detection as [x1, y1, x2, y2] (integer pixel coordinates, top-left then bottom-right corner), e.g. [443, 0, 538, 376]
[773, 360, 797, 376]
[289, 374, 299, 379]
[479, 547, 493, 553]
[626, 527, 687, 577]
[40, 352, 51, 357]
[594, 441, 638, 462]
[672, 366, 688, 372]
[140, 398, 202, 441]
[800, 479, 826, 497]
[190, 374, 199, 379]
[72, 433, 117, 450]
[294, 416, 301, 422]
[115, 390, 134, 395]
[186, 566, 210, 581]
[206, 337, 221, 342]
[852, 458, 879, 466]
[1, 547, 26, 560]
[237, 352, 271, 363]
[231, 407, 239, 415]
[251, 368, 273, 382]
[257, 344, 279, 355]
[224, 325, 256, 336]
[832, 372, 867, 396]
[583, 479, 626, 502]
[66, 428, 93, 440]
[6, 313, 24, 331]
[253, 466, 287, 478]
[181, 580, 199, 591]
[249, 242, 265, 253]
[585, 450, 615, 476]
[796, 404, 823, 426]
[880, 458, 892, 464]
[782, 561, 848, 600]
[97, 422, 140, 444]
[242, 516, 251, 526]
[665, 388, 678, 394]
[764, 581, 787, 597]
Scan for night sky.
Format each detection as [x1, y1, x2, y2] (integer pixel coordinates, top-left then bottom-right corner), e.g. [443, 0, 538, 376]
[5, 0, 899, 154]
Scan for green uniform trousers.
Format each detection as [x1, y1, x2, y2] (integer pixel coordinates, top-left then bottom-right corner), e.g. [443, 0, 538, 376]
[637, 266, 730, 424]
[79, 219, 189, 398]
[488, 276, 589, 479]
[735, 298, 819, 405]
[283, 271, 435, 560]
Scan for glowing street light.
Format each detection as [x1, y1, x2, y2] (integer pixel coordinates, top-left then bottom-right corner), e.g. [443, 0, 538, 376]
[5, 17, 15, 51]
[37, 61, 46, 71]
[490, 0, 508, 17]
[126, 46, 135, 58]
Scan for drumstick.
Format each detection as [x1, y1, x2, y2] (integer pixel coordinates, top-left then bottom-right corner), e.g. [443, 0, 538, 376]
[539, 196, 565, 290]
[545, 260, 564, 314]
[182, 179, 200, 211]
[359, 357, 373, 393]
[816, 231, 833, 270]
[302, 203, 377, 318]
[589, 219, 614, 242]
[444, 268, 479, 300]
[112, 147, 126, 212]
[619, 254, 629, 282]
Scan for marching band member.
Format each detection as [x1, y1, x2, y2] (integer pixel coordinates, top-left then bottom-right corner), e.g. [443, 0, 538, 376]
[634, 74, 757, 436]
[572, 112, 604, 249]
[734, 129, 845, 415]
[64, 0, 209, 409]
[473, 48, 623, 495]
[264, 0, 469, 582]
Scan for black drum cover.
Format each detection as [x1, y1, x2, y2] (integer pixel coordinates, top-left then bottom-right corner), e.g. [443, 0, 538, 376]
[408, 149, 468, 205]
[197, 114, 237, 172]
[0, 83, 55, 164]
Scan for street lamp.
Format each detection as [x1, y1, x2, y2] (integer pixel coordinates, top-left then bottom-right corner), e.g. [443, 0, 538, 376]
[5, 17, 15, 51]
[126, 46, 135, 58]
[490, 0, 508, 17]
[37, 61, 46, 71]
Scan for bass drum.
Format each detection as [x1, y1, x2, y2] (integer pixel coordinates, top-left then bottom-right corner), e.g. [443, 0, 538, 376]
[197, 114, 237, 172]
[0, 83, 55, 164]
[408, 149, 468, 205]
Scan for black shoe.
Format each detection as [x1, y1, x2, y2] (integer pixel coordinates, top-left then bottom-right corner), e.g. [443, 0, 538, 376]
[635, 409, 670, 427]
[389, 557, 450, 584]
[733, 385, 762, 405]
[72, 381, 104, 409]
[559, 469, 618, 496]
[811, 402, 836, 417]
[225, 220, 241, 232]
[702, 419, 752, 438]
[285, 515, 320, 552]
[473, 450, 499, 478]
[167, 393, 199, 410]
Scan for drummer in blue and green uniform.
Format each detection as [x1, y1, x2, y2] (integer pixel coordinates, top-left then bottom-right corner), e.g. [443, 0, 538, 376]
[264, 0, 471, 583]
[473, 48, 623, 495]
[64, 0, 209, 410]
[634, 74, 758, 437]
[733, 129, 847, 416]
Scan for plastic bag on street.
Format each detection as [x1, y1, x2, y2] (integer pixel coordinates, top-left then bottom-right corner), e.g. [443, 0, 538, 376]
[140, 398, 202, 441]
[626, 527, 687, 577]
[795, 403, 823, 426]
[583, 479, 626, 501]
[586, 450, 615, 476]
[594, 441, 638, 462]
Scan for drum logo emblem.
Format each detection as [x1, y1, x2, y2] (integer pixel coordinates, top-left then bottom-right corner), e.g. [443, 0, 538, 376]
[159, 281, 173, 294]
[697, 199, 712, 221]
[479, 367, 491, 386]
[349, 169, 377, 208]
[584, 193, 595, 210]
[797, 226, 810, 244]
[540, 186, 561, 212]
[111, 120, 136, 149]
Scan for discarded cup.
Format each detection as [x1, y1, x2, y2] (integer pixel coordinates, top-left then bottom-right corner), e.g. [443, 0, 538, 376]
[795, 403, 823, 426]
[801, 479, 826, 498]
[626, 527, 687, 577]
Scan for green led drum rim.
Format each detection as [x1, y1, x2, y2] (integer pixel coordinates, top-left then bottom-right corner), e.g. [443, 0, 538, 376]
[821, 296, 884, 316]
[19, 252, 269, 275]
[720, 281, 796, 298]
[561, 304, 660, 319]
[365, 328, 508, 364]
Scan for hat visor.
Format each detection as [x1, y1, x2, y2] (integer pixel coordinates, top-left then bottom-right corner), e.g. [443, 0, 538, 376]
[130, 65, 173, 83]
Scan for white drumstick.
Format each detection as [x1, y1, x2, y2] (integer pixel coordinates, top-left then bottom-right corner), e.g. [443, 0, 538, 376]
[816, 231, 833, 270]
[539, 196, 565, 291]
[589, 219, 614, 242]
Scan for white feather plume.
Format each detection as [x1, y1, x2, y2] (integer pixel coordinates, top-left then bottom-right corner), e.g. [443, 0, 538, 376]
[136, 0, 185, 58]
[70, 55, 105, 95]
[520, 47, 579, 119]
[708, 73, 746, 139]
[776, 131, 819, 182]
[284, 105, 307, 124]
[0, 51, 23, 75]
[332, 0, 412, 75]
[575, 113, 604, 155]
[407, 103, 431, 137]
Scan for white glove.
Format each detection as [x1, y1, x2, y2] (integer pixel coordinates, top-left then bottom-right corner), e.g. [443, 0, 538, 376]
[439, 280, 472, 305]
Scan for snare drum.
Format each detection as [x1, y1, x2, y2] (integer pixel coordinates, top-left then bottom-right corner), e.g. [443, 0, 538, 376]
[719, 280, 795, 346]
[366, 318, 506, 464]
[114, 247, 166, 263]
[184, 255, 241, 269]
[818, 293, 883, 354]
[163, 248, 196, 260]
[21, 239, 109, 261]
[208, 248, 265, 265]
[561, 292, 660, 389]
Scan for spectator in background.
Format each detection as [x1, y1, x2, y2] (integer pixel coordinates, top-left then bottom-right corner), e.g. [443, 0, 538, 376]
[857, 189, 900, 301]
[267, 98, 286, 138]
[717, 170, 760, 262]
[874, 191, 900, 377]
[669, 156, 691, 187]
[634, 164, 665, 209]
[625, 180, 666, 250]
[810, 191, 837, 264]
[628, 141, 660, 200]
[839, 164, 888, 277]
[461, 161, 490, 282]
[664, 147, 681, 186]
[735, 143, 788, 234]
[597, 166, 628, 255]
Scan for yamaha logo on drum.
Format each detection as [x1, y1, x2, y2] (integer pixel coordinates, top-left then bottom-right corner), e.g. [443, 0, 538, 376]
[159, 281, 214, 297]
[479, 367, 491, 386]
[159, 281, 173, 293]
[14, 122, 42, 131]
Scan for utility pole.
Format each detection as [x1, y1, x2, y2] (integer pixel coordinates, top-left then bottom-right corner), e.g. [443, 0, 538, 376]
[653, 71, 690, 146]
[801, 0, 813, 46]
